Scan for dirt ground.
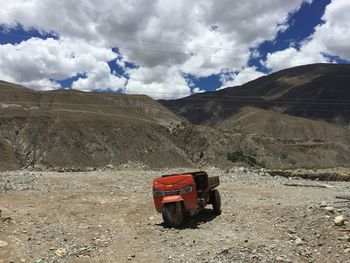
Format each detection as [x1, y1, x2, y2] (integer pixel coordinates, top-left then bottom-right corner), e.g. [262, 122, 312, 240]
[1, 167, 350, 263]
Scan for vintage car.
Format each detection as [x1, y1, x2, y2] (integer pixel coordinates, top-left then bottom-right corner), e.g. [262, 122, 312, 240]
[152, 171, 221, 227]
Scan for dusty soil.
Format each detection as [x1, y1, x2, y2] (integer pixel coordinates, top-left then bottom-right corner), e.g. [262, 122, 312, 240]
[1, 167, 350, 263]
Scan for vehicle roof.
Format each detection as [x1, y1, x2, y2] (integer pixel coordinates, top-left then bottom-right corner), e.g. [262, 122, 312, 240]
[161, 171, 207, 178]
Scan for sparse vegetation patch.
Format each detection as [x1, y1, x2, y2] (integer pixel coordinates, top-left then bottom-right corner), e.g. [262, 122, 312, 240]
[226, 151, 264, 167]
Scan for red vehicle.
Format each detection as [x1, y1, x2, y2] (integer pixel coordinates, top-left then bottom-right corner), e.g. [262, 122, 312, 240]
[152, 171, 221, 228]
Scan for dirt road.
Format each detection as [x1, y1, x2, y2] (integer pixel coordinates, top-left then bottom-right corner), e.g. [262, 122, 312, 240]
[1, 168, 350, 262]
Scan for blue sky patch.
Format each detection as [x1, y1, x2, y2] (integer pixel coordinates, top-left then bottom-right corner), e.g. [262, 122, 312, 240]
[0, 24, 57, 45]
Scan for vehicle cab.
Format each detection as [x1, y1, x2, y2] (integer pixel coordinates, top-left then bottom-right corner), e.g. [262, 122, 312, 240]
[152, 171, 221, 227]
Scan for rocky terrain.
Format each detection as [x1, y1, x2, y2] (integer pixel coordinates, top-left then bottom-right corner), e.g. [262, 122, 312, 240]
[1, 167, 350, 263]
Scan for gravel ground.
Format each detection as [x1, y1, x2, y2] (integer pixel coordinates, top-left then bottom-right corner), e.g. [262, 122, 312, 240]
[1, 167, 350, 263]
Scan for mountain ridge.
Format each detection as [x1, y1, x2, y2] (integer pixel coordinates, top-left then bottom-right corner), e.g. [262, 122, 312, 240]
[160, 63, 350, 126]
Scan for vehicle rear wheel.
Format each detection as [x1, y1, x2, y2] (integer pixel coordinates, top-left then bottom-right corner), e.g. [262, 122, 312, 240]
[162, 202, 184, 228]
[211, 189, 221, 215]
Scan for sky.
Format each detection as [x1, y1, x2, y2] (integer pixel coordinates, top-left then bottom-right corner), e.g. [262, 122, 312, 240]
[0, 0, 349, 99]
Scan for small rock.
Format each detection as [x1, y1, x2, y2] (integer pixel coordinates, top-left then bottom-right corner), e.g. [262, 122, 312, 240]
[220, 248, 229, 254]
[149, 216, 155, 220]
[276, 256, 284, 262]
[334, 215, 346, 226]
[295, 237, 303, 245]
[344, 248, 350, 253]
[319, 201, 327, 208]
[1, 216, 12, 223]
[337, 235, 350, 241]
[55, 248, 67, 257]
[0, 240, 8, 247]
[324, 206, 335, 213]
[287, 229, 296, 234]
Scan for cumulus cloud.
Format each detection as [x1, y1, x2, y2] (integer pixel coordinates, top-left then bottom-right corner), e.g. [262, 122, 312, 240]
[311, 0, 350, 60]
[0, 37, 124, 90]
[263, 45, 327, 72]
[0, 0, 312, 98]
[192, 87, 206, 94]
[263, 0, 350, 72]
[125, 66, 191, 99]
[72, 62, 126, 92]
[219, 67, 266, 89]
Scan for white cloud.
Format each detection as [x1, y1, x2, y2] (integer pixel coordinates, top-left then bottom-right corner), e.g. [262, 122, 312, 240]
[263, 0, 350, 72]
[192, 87, 206, 94]
[219, 67, 266, 89]
[16, 78, 61, 91]
[311, 0, 350, 60]
[263, 46, 327, 72]
[72, 62, 126, 92]
[199, 0, 312, 45]
[0, 37, 124, 90]
[0, 0, 312, 97]
[125, 66, 191, 99]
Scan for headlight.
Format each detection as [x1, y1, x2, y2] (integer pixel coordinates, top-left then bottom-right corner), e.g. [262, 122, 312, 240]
[153, 189, 164, 197]
[180, 185, 193, 194]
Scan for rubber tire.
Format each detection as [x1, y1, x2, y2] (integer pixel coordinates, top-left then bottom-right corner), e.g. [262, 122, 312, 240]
[162, 203, 184, 228]
[211, 189, 222, 215]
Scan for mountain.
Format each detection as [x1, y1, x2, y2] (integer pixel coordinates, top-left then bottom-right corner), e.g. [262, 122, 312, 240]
[0, 80, 191, 170]
[160, 64, 350, 127]
[158, 63, 350, 169]
[2, 63, 350, 171]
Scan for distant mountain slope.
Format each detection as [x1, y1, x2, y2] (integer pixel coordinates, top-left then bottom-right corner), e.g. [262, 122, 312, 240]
[0, 80, 184, 126]
[160, 64, 350, 126]
[217, 106, 350, 141]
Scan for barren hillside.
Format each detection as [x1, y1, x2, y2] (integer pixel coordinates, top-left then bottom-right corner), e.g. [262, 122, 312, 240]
[2, 71, 350, 171]
[0, 81, 191, 170]
[160, 64, 350, 127]
[217, 106, 350, 141]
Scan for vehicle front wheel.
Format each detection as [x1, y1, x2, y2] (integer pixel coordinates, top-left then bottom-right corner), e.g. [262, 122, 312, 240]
[162, 202, 184, 228]
[211, 189, 221, 215]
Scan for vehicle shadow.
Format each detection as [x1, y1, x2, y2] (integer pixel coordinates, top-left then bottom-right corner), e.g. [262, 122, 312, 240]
[182, 208, 219, 229]
[156, 208, 219, 229]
